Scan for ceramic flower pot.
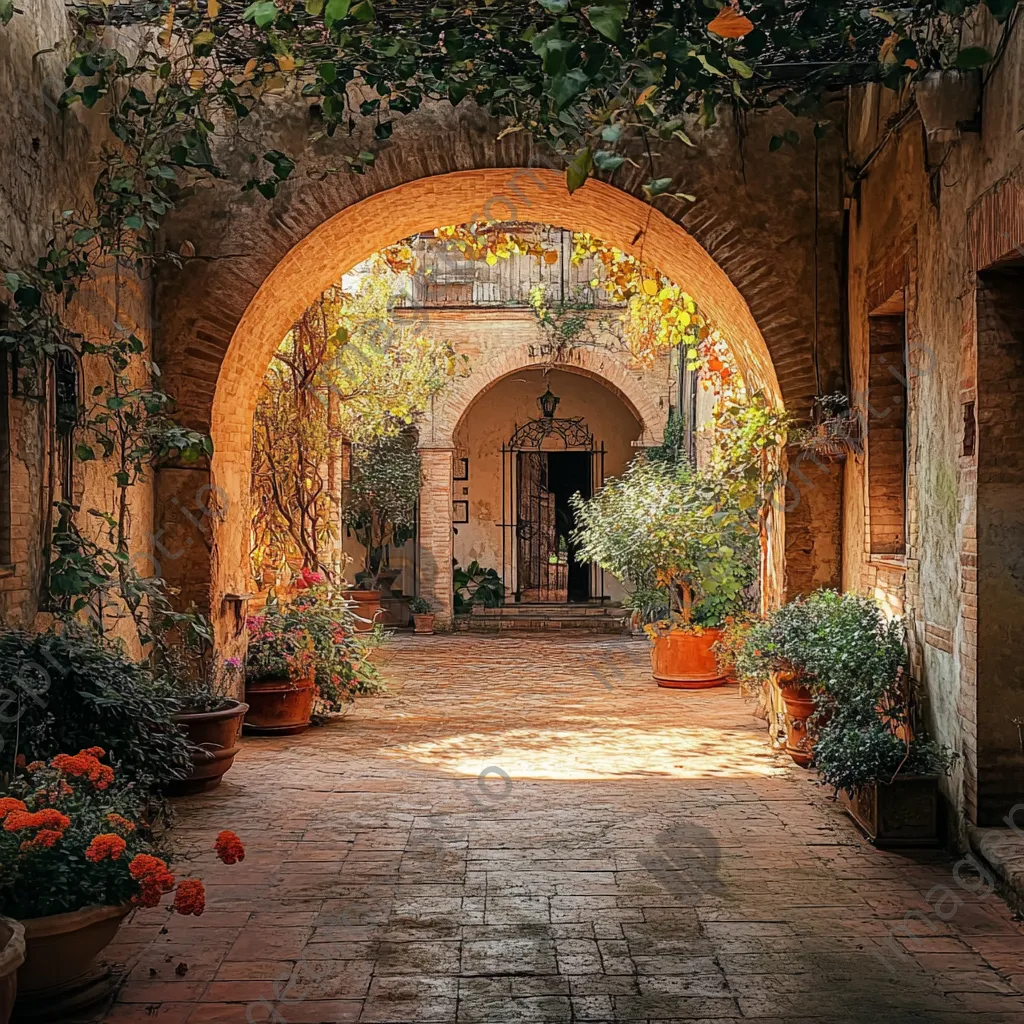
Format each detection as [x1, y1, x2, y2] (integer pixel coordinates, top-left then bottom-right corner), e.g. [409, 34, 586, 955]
[0, 916, 25, 1024]
[168, 699, 249, 795]
[16, 905, 130, 1014]
[344, 589, 384, 632]
[413, 613, 436, 635]
[774, 668, 817, 767]
[650, 629, 727, 689]
[244, 677, 315, 735]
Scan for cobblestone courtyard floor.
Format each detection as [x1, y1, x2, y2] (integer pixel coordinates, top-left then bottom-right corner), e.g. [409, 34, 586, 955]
[104, 636, 1024, 1022]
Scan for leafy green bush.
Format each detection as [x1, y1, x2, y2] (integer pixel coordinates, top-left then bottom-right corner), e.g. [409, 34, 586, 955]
[408, 596, 432, 614]
[571, 455, 757, 628]
[0, 625, 191, 793]
[453, 561, 505, 613]
[737, 591, 956, 793]
[735, 591, 906, 696]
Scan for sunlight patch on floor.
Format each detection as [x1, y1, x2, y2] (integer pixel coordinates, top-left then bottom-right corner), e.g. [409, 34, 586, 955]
[388, 723, 786, 780]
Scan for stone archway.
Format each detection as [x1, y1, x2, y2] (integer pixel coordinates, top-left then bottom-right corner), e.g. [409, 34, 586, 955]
[154, 161, 838, 653]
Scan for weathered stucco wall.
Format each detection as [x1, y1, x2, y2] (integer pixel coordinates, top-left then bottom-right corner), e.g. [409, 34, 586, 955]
[845, 13, 1024, 832]
[0, 4, 156, 640]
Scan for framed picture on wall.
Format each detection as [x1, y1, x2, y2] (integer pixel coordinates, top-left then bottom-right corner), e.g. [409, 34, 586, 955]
[453, 457, 469, 481]
[453, 500, 469, 524]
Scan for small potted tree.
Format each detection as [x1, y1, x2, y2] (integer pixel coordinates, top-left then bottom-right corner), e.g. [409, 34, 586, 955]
[343, 435, 421, 632]
[243, 598, 317, 735]
[573, 454, 758, 688]
[0, 751, 244, 1017]
[408, 597, 435, 634]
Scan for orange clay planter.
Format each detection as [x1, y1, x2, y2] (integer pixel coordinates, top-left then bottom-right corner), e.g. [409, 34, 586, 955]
[244, 677, 316, 735]
[773, 668, 818, 767]
[344, 589, 384, 633]
[650, 629, 727, 689]
[0, 917, 24, 1024]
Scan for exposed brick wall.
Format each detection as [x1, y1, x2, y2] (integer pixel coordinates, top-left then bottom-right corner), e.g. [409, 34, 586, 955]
[867, 313, 908, 556]
[418, 448, 455, 628]
[975, 266, 1024, 825]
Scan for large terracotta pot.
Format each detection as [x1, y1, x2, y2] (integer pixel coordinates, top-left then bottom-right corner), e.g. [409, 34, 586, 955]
[344, 589, 384, 632]
[168, 699, 249, 795]
[650, 629, 727, 689]
[16, 905, 129, 1012]
[774, 668, 818, 767]
[0, 917, 25, 1024]
[244, 677, 315, 735]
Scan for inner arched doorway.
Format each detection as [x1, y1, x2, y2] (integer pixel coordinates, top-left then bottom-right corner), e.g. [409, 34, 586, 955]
[159, 169, 790, 654]
[440, 365, 650, 616]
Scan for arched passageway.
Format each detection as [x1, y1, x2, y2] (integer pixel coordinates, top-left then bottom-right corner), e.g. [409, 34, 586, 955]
[154, 169, 836, 653]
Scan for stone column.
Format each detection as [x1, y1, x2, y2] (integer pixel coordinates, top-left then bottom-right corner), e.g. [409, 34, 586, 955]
[418, 447, 455, 628]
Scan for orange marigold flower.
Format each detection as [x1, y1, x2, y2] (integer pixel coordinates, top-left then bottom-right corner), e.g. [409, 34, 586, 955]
[213, 830, 245, 865]
[51, 751, 115, 789]
[172, 879, 206, 917]
[0, 797, 27, 821]
[128, 853, 169, 880]
[84, 746, 105, 758]
[26, 761, 45, 773]
[85, 833, 128, 863]
[3, 808, 70, 833]
[128, 854, 175, 908]
[20, 828, 64, 852]
[106, 813, 136, 833]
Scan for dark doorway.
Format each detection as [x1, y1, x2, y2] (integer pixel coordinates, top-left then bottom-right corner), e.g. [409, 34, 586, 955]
[976, 265, 1024, 825]
[548, 451, 591, 602]
[515, 450, 592, 603]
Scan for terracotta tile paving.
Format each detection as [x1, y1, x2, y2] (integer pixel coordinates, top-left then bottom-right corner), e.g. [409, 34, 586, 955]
[102, 636, 1024, 1022]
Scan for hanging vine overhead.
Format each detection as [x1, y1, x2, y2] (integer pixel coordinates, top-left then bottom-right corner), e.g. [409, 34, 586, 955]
[0, 0, 1014, 629]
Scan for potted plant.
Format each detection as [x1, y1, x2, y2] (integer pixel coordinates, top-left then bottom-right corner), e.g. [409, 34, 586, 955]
[285, 578, 375, 717]
[573, 454, 758, 688]
[149, 619, 249, 796]
[167, 663, 248, 796]
[0, 625, 193, 796]
[343, 435, 421, 631]
[453, 561, 505, 614]
[734, 597, 839, 765]
[0, 916, 24, 1024]
[243, 598, 318, 735]
[0, 751, 244, 1017]
[408, 596, 435, 634]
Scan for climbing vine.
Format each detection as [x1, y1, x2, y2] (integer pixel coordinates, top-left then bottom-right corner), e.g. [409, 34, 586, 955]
[0, 0, 1013, 637]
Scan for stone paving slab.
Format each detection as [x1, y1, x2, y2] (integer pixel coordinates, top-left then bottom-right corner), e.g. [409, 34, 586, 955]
[101, 636, 1024, 1022]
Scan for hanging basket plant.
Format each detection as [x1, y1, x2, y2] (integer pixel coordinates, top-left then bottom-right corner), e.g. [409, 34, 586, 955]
[797, 393, 862, 462]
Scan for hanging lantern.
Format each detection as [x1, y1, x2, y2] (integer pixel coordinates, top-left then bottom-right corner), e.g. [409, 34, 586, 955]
[538, 388, 560, 418]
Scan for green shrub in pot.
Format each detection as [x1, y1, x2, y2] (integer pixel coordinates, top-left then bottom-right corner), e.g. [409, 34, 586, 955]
[737, 591, 956, 793]
[0, 625, 190, 795]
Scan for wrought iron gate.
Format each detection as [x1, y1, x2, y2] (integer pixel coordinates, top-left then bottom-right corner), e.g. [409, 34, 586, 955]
[500, 415, 606, 603]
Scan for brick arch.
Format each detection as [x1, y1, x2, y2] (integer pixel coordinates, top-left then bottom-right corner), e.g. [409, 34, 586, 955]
[427, 343, 664, 449]
[199, 168, 789, 642]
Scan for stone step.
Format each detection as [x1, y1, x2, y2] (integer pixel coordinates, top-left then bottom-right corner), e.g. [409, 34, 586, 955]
[457, 616, 629, 634]
[470, 603, 622, 617]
